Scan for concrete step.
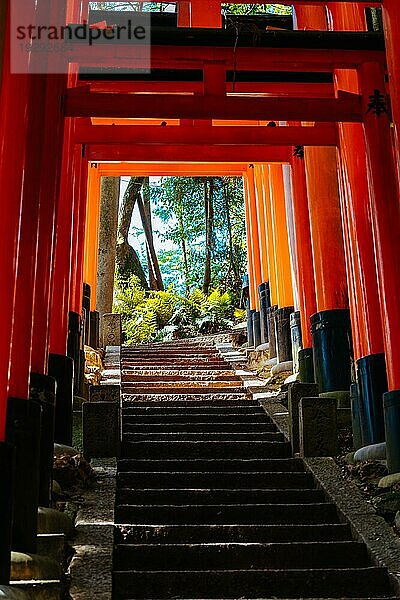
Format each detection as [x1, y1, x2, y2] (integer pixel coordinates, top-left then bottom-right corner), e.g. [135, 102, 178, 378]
[114, 523, 353, 544]
[112, 567, 392, 599]
[115, 502, 338, 525]
[121, 432, 285, 442]
[113, 541, 368, 570]
[117, 458, 304, 473]
[122, 422, 277, 433]
[122, 413, 271, 424]
[120, 441, 292, 459]
[116, 488, 326, 506]
[116, 471, 314, 489]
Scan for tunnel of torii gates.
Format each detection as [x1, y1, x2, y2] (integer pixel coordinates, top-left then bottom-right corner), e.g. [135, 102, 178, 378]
[1, 0, 400, 584]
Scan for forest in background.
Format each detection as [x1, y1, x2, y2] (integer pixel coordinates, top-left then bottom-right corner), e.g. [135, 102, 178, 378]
[114, 176, 248, 344]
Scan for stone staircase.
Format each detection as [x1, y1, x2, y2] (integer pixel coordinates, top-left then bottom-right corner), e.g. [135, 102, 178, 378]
[112, 340, 396, 600]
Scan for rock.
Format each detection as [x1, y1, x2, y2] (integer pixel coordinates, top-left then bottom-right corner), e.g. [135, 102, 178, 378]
[0, 586, 30, 599]
[378, 472, 400, 488]
[10, 552, 61, 581]
[395, 510, 400, 532]
[37, 507, 74, 538]
[354, 442, 386, 462]
[271, 361, 293, 376]
[373, 491, 400, 518]
[52, 480, 62, 496]
[255, 343, 269, 352]
[344, 452, 356, 465]
[54, 443, 79, 457]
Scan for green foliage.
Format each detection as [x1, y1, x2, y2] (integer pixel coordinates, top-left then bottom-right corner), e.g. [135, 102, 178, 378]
[222, 4, 292, 15]
[152, 176, 247, 299]
[114, 275, 239, 345]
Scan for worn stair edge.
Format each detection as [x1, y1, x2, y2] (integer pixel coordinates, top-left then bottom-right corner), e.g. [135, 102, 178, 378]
[113, 523, 354, 544]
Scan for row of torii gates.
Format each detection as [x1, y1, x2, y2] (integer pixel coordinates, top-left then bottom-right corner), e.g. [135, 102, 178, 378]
[1, 0, 400, 586]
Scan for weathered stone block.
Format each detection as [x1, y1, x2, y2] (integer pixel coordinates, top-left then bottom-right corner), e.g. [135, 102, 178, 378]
[102, 313, 122, 347]
[299, 396, 337, 457]
[288, 382, 318, 454]
[89, 384, 120, 404]
[320, 390, 351, 409]
[82, 402, 119, 460]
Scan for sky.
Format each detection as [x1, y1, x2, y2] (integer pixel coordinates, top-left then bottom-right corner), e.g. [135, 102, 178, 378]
[119, 176, 176, 256]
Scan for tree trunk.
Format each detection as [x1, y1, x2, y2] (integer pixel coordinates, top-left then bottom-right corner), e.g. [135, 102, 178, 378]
[116, 176, 148, 289]
[223, 177, 239, 285]
[203, 178, 214, 295]
[97, 177, 120, 338]
[137, 181, 164, 291]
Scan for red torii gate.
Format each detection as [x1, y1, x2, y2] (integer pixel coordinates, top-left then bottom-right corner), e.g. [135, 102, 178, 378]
[1, 0, 400, 589]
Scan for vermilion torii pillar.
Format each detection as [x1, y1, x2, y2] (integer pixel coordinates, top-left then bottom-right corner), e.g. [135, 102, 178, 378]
[294, 4, 352, 395]
[0, 3, 16, 583]
[359, 60, 400, 473]
[267, 164, 294, 366]
[289, 152, 317, 383]
[382, 0, 400, 175]
[254, 165, 270, 345]
[244, 167, 262, 348]
[327, 3, 387, 448]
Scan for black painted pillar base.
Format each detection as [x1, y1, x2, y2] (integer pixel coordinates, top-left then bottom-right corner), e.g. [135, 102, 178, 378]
[267, 305, 278, 359]
[258, 283, 270, 345]
[298, 348, 315, 383]
[290, 311, 302, 374]
[357, 353, 387, 446]
[310, 309, 352, 393]
[6, 398, 41, 554]
[350, 382, 363, 450]
[48, 354, 74, 446]
[252, 311, 261, 349]
[89, 311, 100, 349]
[247, 302, 255, 348]
[82, 283, 91, 346]
[275, 306, 294, 364]
[67, 311, 83, 396]
[0, 442, 13, 584]
[384, 390, 400, 474]
[29, 373, 56, 507]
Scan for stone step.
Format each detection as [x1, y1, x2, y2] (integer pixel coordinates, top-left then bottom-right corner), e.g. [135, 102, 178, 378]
[117, 458, 304, 473]
[116, 488, 325, 506]
[122, 414, 271, 424]
[123, 378, 243, 394]
[121, 364, 232, 371]
[114, 523, 353, 544]
[113, 541, 368, 571]
[122, 405, 265, 414]
[122, 422, 277, 433]
[121, 441, 292, 459]
[122, 373, 241, 382]
[122, 386, 245, 395]
[122, 393, 249, 403]
[116, 471, 314, 489]
[121, 432, 285, 442]
[112, 567, 392, 599]
[122, 400, 261, 408]
[115, 502, 338, 525]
